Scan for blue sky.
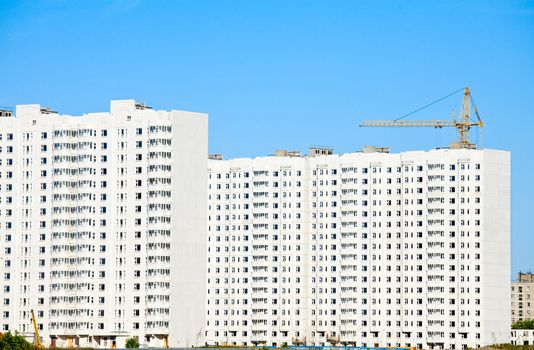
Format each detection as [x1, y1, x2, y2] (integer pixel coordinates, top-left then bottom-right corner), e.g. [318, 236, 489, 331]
[1, 0, 533, 276]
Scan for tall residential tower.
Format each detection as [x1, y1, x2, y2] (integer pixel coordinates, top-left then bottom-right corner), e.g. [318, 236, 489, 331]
[0, 100, 207, 348]
[206, 146, 510, 350]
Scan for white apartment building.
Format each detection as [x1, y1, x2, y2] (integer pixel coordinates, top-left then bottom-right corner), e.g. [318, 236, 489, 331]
[206, 146, 510, 350]
[0, 100, 207, 348]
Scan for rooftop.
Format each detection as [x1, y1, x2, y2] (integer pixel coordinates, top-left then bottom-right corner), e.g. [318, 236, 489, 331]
[517, 272, 534, 283]
[209, 145, 392, 160]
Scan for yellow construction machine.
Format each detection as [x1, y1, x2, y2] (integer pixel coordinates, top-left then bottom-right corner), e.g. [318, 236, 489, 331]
[31, 309, 44, 349]
[360, 86, 483, 149]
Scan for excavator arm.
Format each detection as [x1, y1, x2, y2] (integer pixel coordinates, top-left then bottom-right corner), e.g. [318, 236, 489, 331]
[31, 309, 43, 349]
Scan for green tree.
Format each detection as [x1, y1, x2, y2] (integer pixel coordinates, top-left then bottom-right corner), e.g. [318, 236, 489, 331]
[0, 331, 34, 350]
[125, 337, 140, 349]
[512, 319, 534, 329]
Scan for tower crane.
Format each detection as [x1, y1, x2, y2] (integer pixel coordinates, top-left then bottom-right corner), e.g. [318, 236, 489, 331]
[360, 86, 483, 149]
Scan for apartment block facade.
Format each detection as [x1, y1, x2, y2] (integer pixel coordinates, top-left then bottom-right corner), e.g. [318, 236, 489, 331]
[206, 147, 510, 350]
[511, 272, 534, 323]
[0, 101, 207, 348]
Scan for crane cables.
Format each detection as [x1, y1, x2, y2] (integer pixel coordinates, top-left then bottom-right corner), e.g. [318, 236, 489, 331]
[469, 93, 482, 122]
[394, 87, 466, 122]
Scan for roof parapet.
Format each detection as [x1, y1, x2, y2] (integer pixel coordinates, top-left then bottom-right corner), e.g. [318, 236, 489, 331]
[209, 154, 223, 160]
[0, 108, 13, 117]
[274, 149, 302, 158]
[309, 146, 333, 157]
[135, 102, 152, 110]
[40, 107, 57, 115]
[362, 145, 390, 154]
[110, 99, 152, 114]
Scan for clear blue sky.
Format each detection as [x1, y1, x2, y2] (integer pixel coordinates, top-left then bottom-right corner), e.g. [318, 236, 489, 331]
[1, 0, 533, 276]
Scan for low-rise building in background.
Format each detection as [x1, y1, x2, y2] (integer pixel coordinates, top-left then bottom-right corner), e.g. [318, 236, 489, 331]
[512, 272, 534, 324]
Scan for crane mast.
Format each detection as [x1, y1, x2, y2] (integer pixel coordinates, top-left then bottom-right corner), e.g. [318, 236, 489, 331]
[360, 86, 483, 149]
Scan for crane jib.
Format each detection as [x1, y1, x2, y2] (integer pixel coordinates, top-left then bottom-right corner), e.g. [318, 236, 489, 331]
[360, 120, 457, 127]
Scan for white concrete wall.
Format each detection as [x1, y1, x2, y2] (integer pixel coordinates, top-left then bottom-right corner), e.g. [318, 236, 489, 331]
[482, 150, 511, 345]
[170, 111, 208, 347]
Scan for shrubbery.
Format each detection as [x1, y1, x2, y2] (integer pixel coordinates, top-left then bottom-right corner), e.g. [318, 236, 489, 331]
[0, 331, 34, 350]
[512, 320, 534, 329]
[125, 337, 140, 348]
[488, 344, 534, 350]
